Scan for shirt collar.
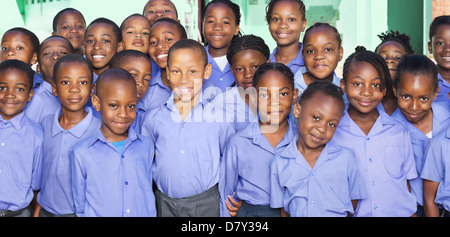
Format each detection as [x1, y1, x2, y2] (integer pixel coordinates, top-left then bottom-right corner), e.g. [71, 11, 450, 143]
[0, 112, 27, 130]
[240, 116, 296, 149]
[280, 135, 343, 163]
[87, 126, 140, 150]
[149, 67, 164, 86]
[51, 106, 98, 138]
[295, 66, 341, 90]
[270, 42, 305, 67]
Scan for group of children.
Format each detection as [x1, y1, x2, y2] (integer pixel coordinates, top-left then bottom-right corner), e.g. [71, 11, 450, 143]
[0, 0, 449, 218]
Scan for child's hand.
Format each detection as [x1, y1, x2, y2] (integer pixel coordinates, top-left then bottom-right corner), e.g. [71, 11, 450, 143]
[225, 193, 243, 217]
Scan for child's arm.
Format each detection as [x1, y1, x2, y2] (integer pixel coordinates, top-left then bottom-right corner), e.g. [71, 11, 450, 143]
[280, 208, 290, 217]
[423, 179, 440, 217]
[225, 193, 243, 217]
[347, 200, 359, 217]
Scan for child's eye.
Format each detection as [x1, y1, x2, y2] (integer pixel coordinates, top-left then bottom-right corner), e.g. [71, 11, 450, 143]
[143, 32, 150, 36]
[313, 116, 320, 121]
[148, 11, 155, 14]
[144, 77, 151, 82]
[252, 65, 260, 69]
[16, 46, 24, 50]
[352, 82, 361, 87]
[402, 95, 410, 99]
[86, 40, 94, 44]
[288, 18, 296, 22]
[165, 38, 173, 42]
[0, 86, 7, 91]
[280, 92, 288, 97]
[171, 70, 180, 74]
[328, 122, 336, 127]
[420, 97, 429, 102]
[149, 41, 157, 46]
[189, 70, 197, 74]
[80, 81, 88, 85]
[306, 49, 314, 54]
[128, 104, 136, 109]
[1, 47, 7, 51]
[271, 17, 280, 22]
[126, 31, 134, 35]
[372, 83, 380, 88]
[234, 67, 243, 72]
[102, 39, 111, 43]
[259, 93, 268, 98]
[325, 48, 333, 52]
[436, 41, 444, 46]
[109, 104, 117, 108]
[164, 10, 171, 13]
[15, 87, 25, 92]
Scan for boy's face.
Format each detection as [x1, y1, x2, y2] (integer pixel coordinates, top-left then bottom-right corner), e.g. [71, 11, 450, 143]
[143, 0, 178, 25]
[149, 21, 183, 69]
[119, 16, 151, 54]
[53, 11, 86, 51]
[377, 41, 406, 79]
[393, 72, 438, 124]
[0, 68, 33, 121]
[294, 92, 343, 151]
[83, 23, 119, 75]
[1, 31, 37, 65]
[428, 25, 450, 71]
[52, 61, 94, 113]
[119, 56, 152, 102]
[256, 70, 298, 127]
[92, 78, 137, 142]
[167, 48, 211, 103]
[230, 49, 268, 91]
[37, 37, 72, 83]
[268, 0, 307, 47]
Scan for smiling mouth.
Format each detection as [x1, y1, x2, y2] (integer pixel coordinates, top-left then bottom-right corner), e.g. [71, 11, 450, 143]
[276, 33, 291, 38]
[68, 98, 82, 103]
[92, 55, 106, 60]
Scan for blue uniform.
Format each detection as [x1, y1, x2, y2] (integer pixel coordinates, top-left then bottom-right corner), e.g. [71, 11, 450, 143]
[269, 42, 305, 75]
[435, 73, 450, 104]
[206, 45, 235, 92]
[24, 81, 60, 125]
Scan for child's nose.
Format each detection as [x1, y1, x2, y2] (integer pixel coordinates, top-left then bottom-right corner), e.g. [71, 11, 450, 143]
[7, 49, 15, 56]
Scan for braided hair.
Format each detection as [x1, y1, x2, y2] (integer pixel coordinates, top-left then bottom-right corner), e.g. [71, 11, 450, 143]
[303, 22, 342, 48]
[226, 34, 270, 65]
[342, 46, 391, 91]
[374, 30, 414, 55]
[265, 0, 306, 23]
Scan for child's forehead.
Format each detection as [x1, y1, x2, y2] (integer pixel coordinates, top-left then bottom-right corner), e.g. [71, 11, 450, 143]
[2, 31, 31, 43]
[57, 11, 85, 23]
[87, 23, 115, 35]
[256, 71, 292, 88]
[119, 56, 152, 69]
[151, 21, 180, 35]
[123, 16, 151, 27]
[145, 0, 176, 10]
[0, 68, 31, 84]
[434, 24, 450, 37]
[40, 38, 71, 50]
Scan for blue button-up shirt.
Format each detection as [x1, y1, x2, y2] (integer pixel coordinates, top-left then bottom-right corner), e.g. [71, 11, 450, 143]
[270, 136, 367, 217]
[219, 118, 296, 216]
[141, 93, 235, 199]
[37, 107, 101, 215]
[332, 106, 417, 217]
[435, 73, 450, 104]
[25, 80, 60, 125]
[140, 67, 172, 112]
[421, 126, 450, 212]
[70, 128, 156, 217]
[391, 102, 450, 206]
[269, 42, 305, 76]
[206, 46, 235, 92]
[0, 113, 43, 211]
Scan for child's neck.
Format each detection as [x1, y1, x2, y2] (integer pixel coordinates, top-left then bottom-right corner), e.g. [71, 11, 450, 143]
[43, 76, 54, 86]
[100, 125, 128, 143]
[381, 88, 398, 116]
[260, 120, 289, 148]
[208, 45, 227, 58]
[94, 65, 110, 77]
[347, 105, 380, 136]
[296, 136, 325, 169]
[275, 42, 300, 65]
[161, 68, 170, 88]
[412, 109, 433, 135]
[437, 65, 450, 83]
[303, 72, 334, 86]
[174, 94, 200, 121]
[59, 107, 89, 130]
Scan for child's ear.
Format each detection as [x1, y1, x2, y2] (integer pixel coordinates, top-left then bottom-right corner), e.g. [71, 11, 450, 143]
[293, 103, 302, 119]
[90, 83, 95, 97]
[338, 46, 344, 62]
[301, 18, 307, 32]
[432, 86, 440, 102]
[340, 79, 346, 93]
[292, 88, 299, 105]
[81, 44, 86, 56]
[392, 86, 398, 98]
[31, 53, 38, 65]
[36, 64, 41, 75]
[428, 41, 433, 54]
[117, 42, 124, 52]
[203, 63, 212, 80]
[233, 24, 240, 37]
[27, 89, 34, 102]
[51, 83, 58, 96]
[91, 95, 101, 112]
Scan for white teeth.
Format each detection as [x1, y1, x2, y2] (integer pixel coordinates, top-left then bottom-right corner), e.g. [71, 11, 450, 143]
[157, 54, 168, 59]
[93, 55, 105, 59]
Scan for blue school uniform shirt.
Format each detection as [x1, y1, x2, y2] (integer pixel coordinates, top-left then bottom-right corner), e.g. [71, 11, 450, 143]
[332, 105, 418, 217]
[206, 45, 235, 92]
[141, 93, 235, 199]
[37, 107, 101, 215]
[70, 127, 156, 217]
[270, 136, 367, 217]
[24, 80, 60, 125]
[219, 118, 296, 217]
[435, 73, 450, 104]
[293, 66, 342, 97]
[0, 112, 43, 212]
[269, 42, 305, 75]
[391, 102, 450, 207]
[421, 127, 450, 212]
[33, 73, 43, 89]
[140, 67, 172, 111]
[210, 86, 258, 132]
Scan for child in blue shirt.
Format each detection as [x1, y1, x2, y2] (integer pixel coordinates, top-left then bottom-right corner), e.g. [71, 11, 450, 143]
[391, 54, 450, 217]
[34, 54, 101, 217]
[270, 81, 367, 217]
[266, 0, 307, 75]
[422, 92, 450, 217]
[428, 15, 450, 104]
[220, 62, 298, 217]
[118, 14, 151, 56]
[0, 59, 43, 217]
[70, 68, 156, 217]
[141, 39, 235, 217]
[24, 35, 74, 125]
[334, 46, 417, 217]
[52, 8, 86, 56]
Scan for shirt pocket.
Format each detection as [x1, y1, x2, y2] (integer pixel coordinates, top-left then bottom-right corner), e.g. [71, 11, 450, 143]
[383, 146, 405, 179]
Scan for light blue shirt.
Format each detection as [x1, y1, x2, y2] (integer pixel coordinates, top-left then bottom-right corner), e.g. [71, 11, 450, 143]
[293, 66, 342, 97]
[332, 105, 417, 217]
[270, 136, 367, 217]
[37, 107, 101, 215]
[211, 86, 258, 132]
[25, 80, 60, 125]
[435, 73, 450, 104]
[269, 42, 305, 75]
[33, 73, 43, 89]
[219, 118, 296, 217]
[141, 93, 235, 199]
[0, 112, 43, 211]
[70, 128, 156, 217]
[206, 45, 235, 92]
[421, 127, 450, 212]
[391, 102, 450, 206]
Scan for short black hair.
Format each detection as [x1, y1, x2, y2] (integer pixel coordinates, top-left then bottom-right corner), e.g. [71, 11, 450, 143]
[167, 39, 208, 67]
[110, 50, 151, 68]
[152, 18, 187, 39]
[3, 27, 40, 53]
[37, 35, 74, 63]
[96, 68, 136, 98]
[142, 0, 179, 18]
[52, 8, 86, 32]
[226, 34, 270, 64]
[0, 59, 35, 91]
[375, 30, 414, 55]
[393, 54, 439, 92]
[253, 62, 294, 89]
[266, 0, 306, 23]
[120, 14, 151, 32]
[299, 81, 344, 109]
[429, 15, 450, 41]
[53, 54, 94, 83]
[86, 17, 122, 43]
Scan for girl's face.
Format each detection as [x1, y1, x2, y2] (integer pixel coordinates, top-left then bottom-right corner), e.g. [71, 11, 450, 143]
[256, 70, 298, 127]
[302, 27, 343, 80]
[428, 24, 450, 71]
[54, 11, 86, 51]
[341, 61, 386, 114]
[149, 21, 183, 69]
[230, 49, 268, 90]
[120, 16, 151, 54]
[393, 72, 438, 124]
[377, 41, 406, 79]
[202, 3, 240, 55]
[268, 0, 307, 47]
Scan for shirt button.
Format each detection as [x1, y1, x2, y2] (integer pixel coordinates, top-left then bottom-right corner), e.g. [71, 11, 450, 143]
[310, 172, 314, 176]
[367, 138, 370, 141]
[220, 78, 223, 81]
[311, 201, 315, 206]
[180, 150, 185, 154]
[125, 209, 130, 213]
[369, 158, 373, 163]
[121, 155, 124, 159]
[0, 142, 5, 147]
[372, 181, 376, 186]
[125, 181, 128, 185]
